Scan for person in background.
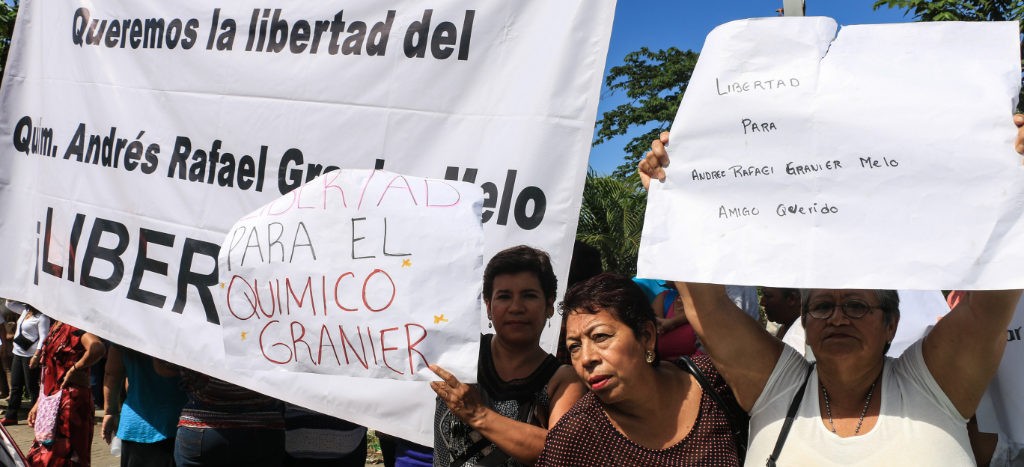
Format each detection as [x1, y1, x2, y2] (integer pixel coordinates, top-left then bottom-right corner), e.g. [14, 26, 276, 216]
[566, 240, 603, 287]
[431, 245, 584, 466]
[556, 240, 604, 364]
[634, 281, 762, 323]
[2, 302, 51, 426]
[102, 345, 187, 467]
[0, 301, 14, 400]
[154, 360, 286, 467]
[90, 342, 107, 408]
[377, 432, 432, 467]
[651, 280, 698, 360]
[632, 281, 759, 356]
[632, 278, 667, 304]
[26, 320, 106, 466]
[760, 287, 801, 339]
[283, 403, 367, 467]
[726, 285, 762, 322]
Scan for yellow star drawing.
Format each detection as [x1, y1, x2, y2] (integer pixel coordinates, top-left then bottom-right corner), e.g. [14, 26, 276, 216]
[433, 314, 448, 324]
[402, 259, 412, 268]
[240, 331, 248, 341]
[220, 282, 226, 288]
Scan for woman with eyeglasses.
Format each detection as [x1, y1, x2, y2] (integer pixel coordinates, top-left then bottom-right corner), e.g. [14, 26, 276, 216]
[635, 116, 1024, 465]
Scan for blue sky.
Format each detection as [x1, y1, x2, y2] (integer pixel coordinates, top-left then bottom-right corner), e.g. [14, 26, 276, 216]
[589, 1, 916, 175]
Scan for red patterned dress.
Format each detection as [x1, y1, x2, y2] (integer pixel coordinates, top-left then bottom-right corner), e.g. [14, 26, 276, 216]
[26, 323, 94, 466]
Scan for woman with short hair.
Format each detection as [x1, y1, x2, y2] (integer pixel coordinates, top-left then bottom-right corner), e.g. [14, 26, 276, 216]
[431, 245, 584, 466]
[537, 273, 743, 466]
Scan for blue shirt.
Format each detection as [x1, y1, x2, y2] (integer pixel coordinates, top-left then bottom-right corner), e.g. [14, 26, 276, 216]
[117, 350, 187, 443]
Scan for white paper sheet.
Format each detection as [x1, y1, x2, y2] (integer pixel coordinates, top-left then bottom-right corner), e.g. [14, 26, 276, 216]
[638, 18, 1023, 289]
[217, 170, 483, 382]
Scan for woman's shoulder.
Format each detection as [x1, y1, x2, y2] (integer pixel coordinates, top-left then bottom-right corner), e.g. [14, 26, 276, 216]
[547, 364, 577, 387]
[548, 391, 602, 432]
[677, 354, 726, 386]
[545, 364, 584, 400]
[536, 393, 609, 466]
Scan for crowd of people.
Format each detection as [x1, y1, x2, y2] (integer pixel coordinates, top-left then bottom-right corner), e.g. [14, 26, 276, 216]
[431, 117, 1024, 466]
[0, 124, 1021, 466]
[0, 298, 386, 467]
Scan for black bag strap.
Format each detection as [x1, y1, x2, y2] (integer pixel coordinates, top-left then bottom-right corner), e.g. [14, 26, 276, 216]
[451, 436, 490, 467]
[680, 356, 745, 434]
[766, 363, 816, 467]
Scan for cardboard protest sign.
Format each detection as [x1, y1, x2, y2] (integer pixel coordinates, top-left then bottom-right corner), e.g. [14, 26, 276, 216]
[638, 18, 1023, 289]
[0, 0, 614, 444]
[218, 170, 483, 381]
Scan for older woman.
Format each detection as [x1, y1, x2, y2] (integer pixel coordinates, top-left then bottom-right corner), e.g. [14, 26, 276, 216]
[637, 119, 1024, 464]
[431, 245, 584, 466]
[536, 273, 743, 466]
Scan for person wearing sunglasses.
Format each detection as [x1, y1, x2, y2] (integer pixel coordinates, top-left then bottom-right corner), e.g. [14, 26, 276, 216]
[635, 116, 1024, 465]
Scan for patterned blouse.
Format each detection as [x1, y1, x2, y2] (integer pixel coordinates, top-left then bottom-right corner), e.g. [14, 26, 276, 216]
[434, 334, 561, 467]
[536, 354, 741, 466]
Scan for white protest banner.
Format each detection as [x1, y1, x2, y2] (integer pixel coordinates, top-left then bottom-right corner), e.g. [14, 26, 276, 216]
[0, 0, 615, 444]
[976, 296, 1024, 444]
[637, 18, 1024, 290]
[218, 169, 483, 382]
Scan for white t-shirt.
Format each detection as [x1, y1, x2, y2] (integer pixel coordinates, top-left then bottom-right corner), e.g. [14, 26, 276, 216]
[746, 340, 973, 466]
[12, 312, 51, 358]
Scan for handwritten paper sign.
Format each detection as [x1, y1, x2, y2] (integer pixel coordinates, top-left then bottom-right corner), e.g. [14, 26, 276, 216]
[638, 18, 1024, 289]
[217, 169, 483, 381]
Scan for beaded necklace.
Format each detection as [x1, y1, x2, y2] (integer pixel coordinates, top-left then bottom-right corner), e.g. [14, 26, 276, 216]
[821, 379, 877, 435]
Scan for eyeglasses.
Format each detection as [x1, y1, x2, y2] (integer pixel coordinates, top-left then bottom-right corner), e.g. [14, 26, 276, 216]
[806, 299, 880, 320]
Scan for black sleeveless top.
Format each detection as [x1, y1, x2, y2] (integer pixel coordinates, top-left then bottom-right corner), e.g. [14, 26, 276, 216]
[434, 334, 561, 467]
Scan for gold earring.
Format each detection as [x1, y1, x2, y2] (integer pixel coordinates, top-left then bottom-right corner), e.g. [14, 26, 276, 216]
[645, 350, 655, 364]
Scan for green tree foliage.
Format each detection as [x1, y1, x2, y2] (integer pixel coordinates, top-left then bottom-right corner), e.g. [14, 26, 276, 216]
[593, 47, 700, 178]
[873, 0, 1024, 111]
[874, 0, 1024, 22]
[576, 170, 647, 276]
[0, 1, 19, 87]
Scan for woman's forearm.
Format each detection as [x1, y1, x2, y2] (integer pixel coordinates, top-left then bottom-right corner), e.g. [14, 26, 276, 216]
[77, 333, 107, 369]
